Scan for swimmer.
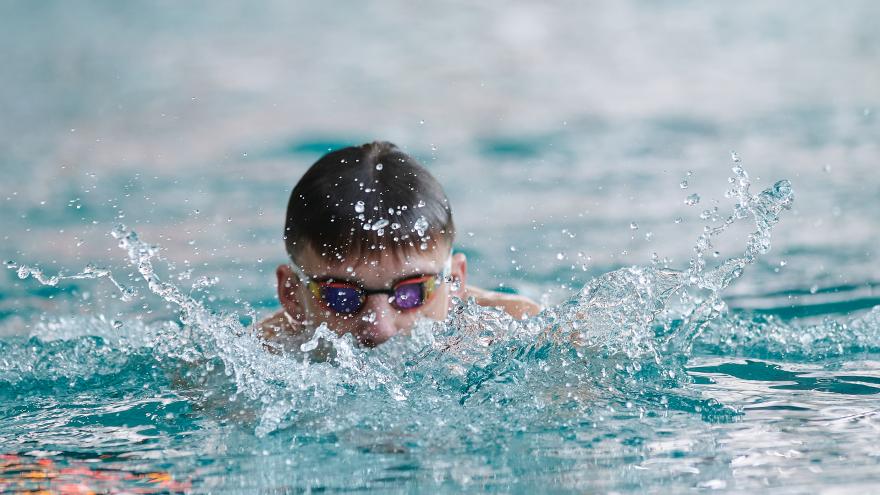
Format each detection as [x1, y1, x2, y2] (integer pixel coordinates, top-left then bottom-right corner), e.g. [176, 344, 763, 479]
[260, 141, 540, 348]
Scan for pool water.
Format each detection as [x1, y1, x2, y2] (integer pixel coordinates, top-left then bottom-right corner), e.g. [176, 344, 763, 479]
[2, 1, 880, 493]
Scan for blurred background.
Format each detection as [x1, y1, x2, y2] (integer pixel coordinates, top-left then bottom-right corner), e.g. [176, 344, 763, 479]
[1, 0, 878, 320]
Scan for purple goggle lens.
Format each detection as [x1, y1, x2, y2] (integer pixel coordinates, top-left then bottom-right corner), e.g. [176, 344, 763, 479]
[311, 275, 438, 314]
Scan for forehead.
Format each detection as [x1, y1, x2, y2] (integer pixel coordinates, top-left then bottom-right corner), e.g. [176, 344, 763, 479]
[297, 244, 448, 279]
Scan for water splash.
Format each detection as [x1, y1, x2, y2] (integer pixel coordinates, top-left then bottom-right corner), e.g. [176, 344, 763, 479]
[5, 153, 797, 435]
[5, 260, 136, 300]
[696, 305, 880, 360]
[106, 226, 408, 436]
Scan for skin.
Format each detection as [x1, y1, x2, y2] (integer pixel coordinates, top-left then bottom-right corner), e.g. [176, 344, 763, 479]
[261, 242, 541, 349]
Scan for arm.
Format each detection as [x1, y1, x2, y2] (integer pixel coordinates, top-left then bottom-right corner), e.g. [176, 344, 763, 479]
[463, 285, 542, 319]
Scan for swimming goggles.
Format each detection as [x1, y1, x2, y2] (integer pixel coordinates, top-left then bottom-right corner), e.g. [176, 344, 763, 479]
[289, 256, 452, 315]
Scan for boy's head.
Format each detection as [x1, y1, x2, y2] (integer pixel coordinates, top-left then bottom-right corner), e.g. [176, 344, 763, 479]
[276, 141, 468, 346]
[283, 141, 455, 261]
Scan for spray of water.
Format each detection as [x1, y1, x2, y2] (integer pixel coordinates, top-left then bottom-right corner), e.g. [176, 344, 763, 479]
[6, 153, 797, 434]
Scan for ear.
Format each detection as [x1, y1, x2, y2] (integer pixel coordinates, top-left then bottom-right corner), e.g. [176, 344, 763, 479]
[276, 264, 307, 324]
[450, 252, 467, 294]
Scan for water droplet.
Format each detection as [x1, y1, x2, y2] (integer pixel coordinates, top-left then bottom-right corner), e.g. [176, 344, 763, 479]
[372, 218, 390, 230]
[417, 200, 425, 208]
[419, 119, 426, 125]
[645, 232, 653, 241]
[120, 287, 136, 301]
[413, 216, 429, 237]
[629, 222, 639, 230]
[112, 320, 123, 329]
[730, 151, 741, 163]
[354, 201, 365, 213]
[556, 252, 565, 260]
[674, 217, 683, 224]
[509, 245, 517, 252]
[419, 242, 428, 250]
[16, 267, 30, 279]
[684, 193, 701, 206]
[679, 180, 688, 189]
[375, 163, 383, 170]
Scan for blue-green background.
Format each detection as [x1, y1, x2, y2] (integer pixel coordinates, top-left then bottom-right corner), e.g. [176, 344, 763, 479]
[1, 1, 879, 493]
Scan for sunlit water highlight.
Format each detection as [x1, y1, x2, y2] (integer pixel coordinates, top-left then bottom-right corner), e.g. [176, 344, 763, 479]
[6, 152, 880, 493]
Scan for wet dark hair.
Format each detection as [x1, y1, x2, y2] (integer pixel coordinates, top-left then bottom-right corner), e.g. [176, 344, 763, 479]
[284, 141, 455, 262]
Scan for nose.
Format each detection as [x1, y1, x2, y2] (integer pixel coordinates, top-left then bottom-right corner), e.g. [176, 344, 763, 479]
[355, 294, 399, 346]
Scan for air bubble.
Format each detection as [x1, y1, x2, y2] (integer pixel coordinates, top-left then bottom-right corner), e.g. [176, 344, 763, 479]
[354, 201, 365, 213]
[684, 193, 701, 206]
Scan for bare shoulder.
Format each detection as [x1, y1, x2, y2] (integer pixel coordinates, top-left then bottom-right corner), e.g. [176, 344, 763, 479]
[463, 285, 542, 319]
[258, 310, 312, 352]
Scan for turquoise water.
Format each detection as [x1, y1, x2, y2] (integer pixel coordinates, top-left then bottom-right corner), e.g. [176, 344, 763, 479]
[2, 2, 880, 493]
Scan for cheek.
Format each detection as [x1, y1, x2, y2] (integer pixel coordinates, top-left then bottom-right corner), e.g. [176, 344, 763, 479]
[307, 301, 358, 332]
[418, 288, 450, 320]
